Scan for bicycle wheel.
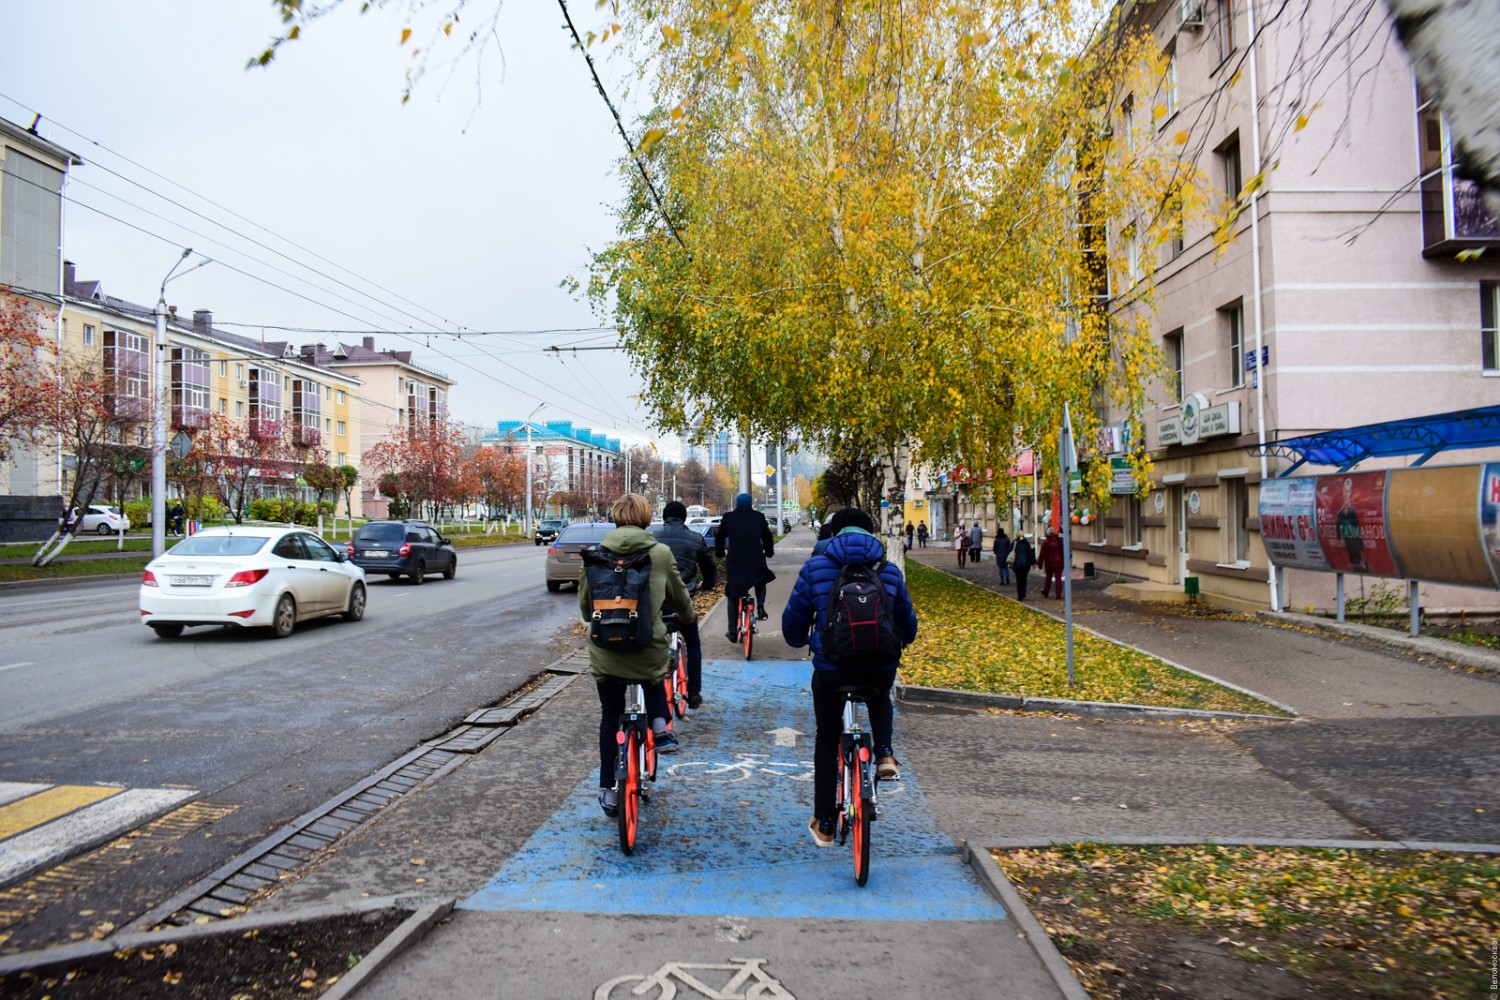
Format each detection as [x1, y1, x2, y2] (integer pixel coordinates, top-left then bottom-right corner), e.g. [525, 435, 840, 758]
[618, 726, 640, 855]
[672, 647, 688, 719]
[852, 755, 872, 886]
[741, 600, 754, 660]
[835, 743, 851, 844]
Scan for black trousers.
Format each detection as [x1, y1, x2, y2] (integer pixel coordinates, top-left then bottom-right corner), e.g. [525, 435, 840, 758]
[811, 668, 896, 821]
[595, 676, 669, 789]
[1015, 567, 1031, 600]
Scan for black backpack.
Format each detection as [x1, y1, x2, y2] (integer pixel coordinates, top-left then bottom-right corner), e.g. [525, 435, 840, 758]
[819, 559, 903, 669]
[580, 544, 655, 651]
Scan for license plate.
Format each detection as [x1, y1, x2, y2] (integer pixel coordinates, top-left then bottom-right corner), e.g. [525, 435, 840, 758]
[365, 550, 388, 557]
[172, 575, 212, 587]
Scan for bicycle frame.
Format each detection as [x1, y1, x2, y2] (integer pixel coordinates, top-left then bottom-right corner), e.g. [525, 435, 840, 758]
[835, 688, 878, 886]
[615, 681, 657, 855]
[738, 596, 755, 660]
[664, 626, 688, 720]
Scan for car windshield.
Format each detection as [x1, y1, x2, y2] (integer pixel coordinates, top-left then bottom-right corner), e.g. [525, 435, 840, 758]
[356, 523, 405, 542]
[170, 535, 270, 557]
[540, 520, 564, 529]
[557, 523, 613, 544]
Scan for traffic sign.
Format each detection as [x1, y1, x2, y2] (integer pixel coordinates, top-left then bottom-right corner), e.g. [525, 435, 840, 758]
[170, 431, 193, 460]
[764, 465, 775, 476]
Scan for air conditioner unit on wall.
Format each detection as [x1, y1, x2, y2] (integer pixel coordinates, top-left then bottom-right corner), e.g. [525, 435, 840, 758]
[1177, 0, 1205, 30]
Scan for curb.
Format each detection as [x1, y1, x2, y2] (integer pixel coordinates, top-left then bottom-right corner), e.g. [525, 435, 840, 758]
[962, 840, 1091, 1000]
[897, 682, 1296, 723]
[981, 836, 1500, 853]
[0, 571, 142, 591]
[322, 897, 457, 1000]
[0, 894, 425, 978]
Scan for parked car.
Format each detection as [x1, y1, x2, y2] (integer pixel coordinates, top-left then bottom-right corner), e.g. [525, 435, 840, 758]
[348, 520, 457, 583]
[80, 504, 130, 535]
[140, 526, 366, 639]
[544, 521, 614, 592]
[533, 518, 567, 546]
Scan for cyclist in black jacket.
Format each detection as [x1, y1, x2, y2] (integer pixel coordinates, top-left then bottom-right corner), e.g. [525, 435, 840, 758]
[651, 501, 718, 708]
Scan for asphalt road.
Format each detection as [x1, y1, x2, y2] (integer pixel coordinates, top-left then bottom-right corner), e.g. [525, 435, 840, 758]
[0, 542, 579, 951]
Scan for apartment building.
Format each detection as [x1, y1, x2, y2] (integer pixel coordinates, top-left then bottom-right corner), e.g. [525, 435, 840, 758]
[483, 419, 622, 517]
[1074, 0, 1500, 610]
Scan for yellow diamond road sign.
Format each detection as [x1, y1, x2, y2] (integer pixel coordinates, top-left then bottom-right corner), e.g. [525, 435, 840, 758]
[764, 465, 775, 476]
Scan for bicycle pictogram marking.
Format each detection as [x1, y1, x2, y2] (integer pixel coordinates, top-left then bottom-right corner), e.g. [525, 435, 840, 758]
[665, 752, 813, 782]
[595, 957, 796, 999]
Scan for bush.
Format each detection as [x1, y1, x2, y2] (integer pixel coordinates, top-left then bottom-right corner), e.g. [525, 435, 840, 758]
[245, 498, 335, 525]
[186, 495, 226, 522]
[123, 498, 152, 529]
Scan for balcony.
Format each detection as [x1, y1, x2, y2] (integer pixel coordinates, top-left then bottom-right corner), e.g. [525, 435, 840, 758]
[291, 422, 322, 449]
[171, 404, 212, 431]
[1418, 99, 1500, 257]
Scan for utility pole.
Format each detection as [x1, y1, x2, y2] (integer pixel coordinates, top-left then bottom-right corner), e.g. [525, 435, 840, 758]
[524, 402, 545, 536]
[151, 248, 194, 559]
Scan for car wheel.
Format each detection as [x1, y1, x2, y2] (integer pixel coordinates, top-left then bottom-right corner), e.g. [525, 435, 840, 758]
[546, 580, 562, 592]
[271, 594, 296, 638]
[97, 523, 112, 536]
[344, 582, 367, 621]
[443, 557, 457, 580]
[411, 561, 426, 585]
[150, 623, 184, 638]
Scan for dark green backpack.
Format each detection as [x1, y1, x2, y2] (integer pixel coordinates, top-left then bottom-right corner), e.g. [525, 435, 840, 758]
[580, 544, 655, 651]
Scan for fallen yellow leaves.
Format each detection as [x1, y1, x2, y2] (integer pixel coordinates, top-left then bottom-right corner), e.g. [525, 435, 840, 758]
[901, 564, 1285, 715]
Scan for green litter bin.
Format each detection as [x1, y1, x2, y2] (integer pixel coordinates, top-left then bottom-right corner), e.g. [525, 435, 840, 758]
[1084, 562, 1096, 579]
[1184, 576, 1200, 601]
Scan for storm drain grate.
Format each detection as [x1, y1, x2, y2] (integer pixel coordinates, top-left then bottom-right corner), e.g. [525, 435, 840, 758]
[135, 664, 582, 930]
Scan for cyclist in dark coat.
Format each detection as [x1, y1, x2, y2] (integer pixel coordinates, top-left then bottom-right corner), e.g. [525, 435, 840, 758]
[716, 492, 775, 640]
[651, 501, 718, 708]
[781, 507, 919, 848]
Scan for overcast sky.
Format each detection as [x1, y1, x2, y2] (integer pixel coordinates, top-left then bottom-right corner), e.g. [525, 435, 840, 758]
[1, 1, 676, 451]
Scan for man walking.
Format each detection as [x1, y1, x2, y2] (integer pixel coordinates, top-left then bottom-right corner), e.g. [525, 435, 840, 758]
[968, 521, 984, 564]
[716, 492, 775, 641]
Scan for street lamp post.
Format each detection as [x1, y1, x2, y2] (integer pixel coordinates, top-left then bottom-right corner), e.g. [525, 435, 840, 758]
[523, 402, 545, 538]
[151, 248, 194, 559]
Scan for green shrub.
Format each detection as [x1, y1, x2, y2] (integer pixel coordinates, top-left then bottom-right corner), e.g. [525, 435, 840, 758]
[123, 498, 152, 529]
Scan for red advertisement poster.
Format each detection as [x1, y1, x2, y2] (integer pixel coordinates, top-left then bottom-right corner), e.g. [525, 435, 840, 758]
[1314, 472, 1400, 576]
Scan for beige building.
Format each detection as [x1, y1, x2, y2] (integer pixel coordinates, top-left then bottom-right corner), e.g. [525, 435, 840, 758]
[1074, 0, 1500, 611]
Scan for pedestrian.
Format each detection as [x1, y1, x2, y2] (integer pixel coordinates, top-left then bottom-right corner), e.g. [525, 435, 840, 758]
[954, 527, 967, 568]
[992, 528, 1012, 586]
[62, 504, 80, 535]
[580, 493, 696, 818]
[1012, 532, 1036, 600]
[651, 501, 718, 709]
[904, 521, 915, 551]
[169, 501, 186, 536]
[916, 521, 928, 548]
[716, 492, 776, 639]
[969, 520, 984, 563]
[1039, 526, 1066, 599]
[815, 503, 845, 543]
[781, 507, 918, 848]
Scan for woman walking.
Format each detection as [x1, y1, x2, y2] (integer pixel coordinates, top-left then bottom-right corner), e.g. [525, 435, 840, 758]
[992, 528, 1012, 586]
[954, 528, 967, 568]
[1011, 532, 1036, 600]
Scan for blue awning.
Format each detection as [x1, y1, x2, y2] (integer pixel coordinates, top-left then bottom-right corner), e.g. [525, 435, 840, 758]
[1251, 404, 1500, 475]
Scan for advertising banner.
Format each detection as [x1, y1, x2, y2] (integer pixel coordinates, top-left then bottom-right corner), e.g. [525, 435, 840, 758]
[1314, 471, 1400, 576]
[1387, 466, 1494, 586]
[1257, 477, 1328, 571]
[1482, 464, 1500, 587]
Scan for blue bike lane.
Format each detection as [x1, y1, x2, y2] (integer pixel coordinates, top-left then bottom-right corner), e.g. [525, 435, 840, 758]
[465, 658, 1004, 921]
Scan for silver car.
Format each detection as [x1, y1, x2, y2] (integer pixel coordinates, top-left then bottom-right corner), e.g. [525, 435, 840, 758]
[544, 522, 614, 592]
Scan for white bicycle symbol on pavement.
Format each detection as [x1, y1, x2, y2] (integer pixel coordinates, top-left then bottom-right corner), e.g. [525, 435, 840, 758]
[595, 957, 796, 999]
[666, 753, 813, 782]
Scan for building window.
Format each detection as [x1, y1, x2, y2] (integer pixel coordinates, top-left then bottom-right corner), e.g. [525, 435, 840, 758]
[1124, 496, 1143, 546]
[1418, 92, 1500, 251]
[1226, 478, 1251, 562]
[324, 385, 332, 400]
[1166, 210, 1185, 262]
[1224, 301, 1245, 387]
[1219, 135, 1243, 207]
[325, 417, 332, 433]
[235, 400, 245, 417]
[1162, 44, 1179, 118]
[83, 324, 94, 347]
[336, 452, 347, 466]
[1120, 94, 1136, 153]
[170, 346, 212, 429]
[1123, 224, 1140, 284]
[1164, 329, 1184, 402]
[337, 389, 346, 404]
[1216, 0, 1237, 62]
[219, 360, 228, 378]
[235, 363, 244, 383]
[219, 397, 227, 415]
[337, 420, 346, 436]
[1482, 283, 1500, 373]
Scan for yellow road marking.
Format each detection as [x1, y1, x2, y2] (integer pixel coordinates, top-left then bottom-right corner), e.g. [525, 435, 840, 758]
[0, 785, 124, 840]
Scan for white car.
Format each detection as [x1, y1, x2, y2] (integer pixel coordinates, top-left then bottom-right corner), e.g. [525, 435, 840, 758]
[140, 526, 367, 639]
[80, 504, 130, 535]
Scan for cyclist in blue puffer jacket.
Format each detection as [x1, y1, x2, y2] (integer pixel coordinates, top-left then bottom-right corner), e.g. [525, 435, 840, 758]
[781, 507, 919, 848]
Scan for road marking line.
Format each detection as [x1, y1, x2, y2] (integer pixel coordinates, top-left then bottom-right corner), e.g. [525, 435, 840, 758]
[0, 662, 34, 673]
[0, 788, 196, 885]
[0, 785, 123, 840]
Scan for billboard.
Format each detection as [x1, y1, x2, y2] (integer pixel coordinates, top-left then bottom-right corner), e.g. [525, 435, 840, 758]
[1313, 471, 1400, 576]
[1258, 477, 1328, 572]
[1482, 464, 1500, 587]
[1387, 465, 1495, 587]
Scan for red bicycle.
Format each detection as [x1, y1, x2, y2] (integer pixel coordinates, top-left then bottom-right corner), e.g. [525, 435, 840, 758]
[615, 682, 658, 854]
[737, 596, 755, 660]
[663, 613, 689, 720]
[834, 686, 879, 886]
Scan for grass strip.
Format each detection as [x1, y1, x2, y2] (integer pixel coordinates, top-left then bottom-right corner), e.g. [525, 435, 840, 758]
[996, 843, 1498, 999]
[901, 561, 1285, 715]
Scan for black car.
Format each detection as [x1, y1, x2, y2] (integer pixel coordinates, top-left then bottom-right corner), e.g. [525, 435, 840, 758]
[348, 520, 457, 584]
[534, 518, 567, 546]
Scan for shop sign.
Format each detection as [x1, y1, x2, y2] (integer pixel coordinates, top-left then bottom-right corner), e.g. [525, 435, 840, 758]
[1109, 457, 1136, 495]
[1156, 397, 1241, 447]
[1016, 474, 1034, 498]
